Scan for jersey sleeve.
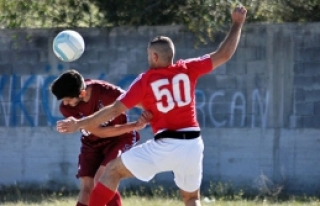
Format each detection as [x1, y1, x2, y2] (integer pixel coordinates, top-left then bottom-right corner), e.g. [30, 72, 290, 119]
[184, 54, 213, 78]
[117, 74, 144, 109]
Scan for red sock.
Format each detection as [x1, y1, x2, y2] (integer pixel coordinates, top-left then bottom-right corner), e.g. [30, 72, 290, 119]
[89, 182, 116, 206]
[106, 191, 122, 206]
[76, 202, 87, 206]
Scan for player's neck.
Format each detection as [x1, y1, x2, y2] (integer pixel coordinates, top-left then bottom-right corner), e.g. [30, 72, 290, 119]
[151, 62, 173, 69]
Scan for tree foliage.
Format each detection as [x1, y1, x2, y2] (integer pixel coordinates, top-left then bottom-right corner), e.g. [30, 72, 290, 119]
[0, 0, 319, 43]
[274, 0, 320, 22]
[0, 0, 100, 28]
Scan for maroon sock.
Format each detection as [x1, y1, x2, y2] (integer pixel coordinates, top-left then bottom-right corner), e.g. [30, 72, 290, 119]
[76, 202, 87, 206]
[89, 182, 116, 206]
[106, 191, 122, 206]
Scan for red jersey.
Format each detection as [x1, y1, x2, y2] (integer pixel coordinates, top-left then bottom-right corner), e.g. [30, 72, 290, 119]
[119, 55, 213, 134]
[60, 79, 139, 148]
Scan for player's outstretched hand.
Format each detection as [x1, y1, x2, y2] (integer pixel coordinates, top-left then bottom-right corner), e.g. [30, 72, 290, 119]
[56, 116, 80, 133]
[232, 5, 247, 25]
[135, 111, 153, 130]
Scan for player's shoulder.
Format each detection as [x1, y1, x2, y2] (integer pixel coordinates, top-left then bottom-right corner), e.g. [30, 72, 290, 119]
[85, 79, 112, 87]
[86, 79, 119, 90]
[129, 72, 146, 84]
[88, 79, 126, 97]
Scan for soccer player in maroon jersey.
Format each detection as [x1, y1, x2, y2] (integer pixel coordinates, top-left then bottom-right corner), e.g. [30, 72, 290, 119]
[50, 69, 151, 206]
[57, 6, 246, 206]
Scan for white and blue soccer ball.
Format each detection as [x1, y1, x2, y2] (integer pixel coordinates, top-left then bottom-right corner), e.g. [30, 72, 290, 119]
[52, 30, 85, 62]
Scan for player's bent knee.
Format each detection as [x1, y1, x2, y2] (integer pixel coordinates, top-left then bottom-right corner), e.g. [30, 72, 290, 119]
[82, 185, 93, 195]
[103, 161, 118, 179]
[104, 157, 130, 180]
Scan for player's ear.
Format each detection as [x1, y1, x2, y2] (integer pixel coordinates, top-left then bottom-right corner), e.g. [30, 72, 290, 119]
[79, 90, 86, 98]
[153, 52, 158, 62]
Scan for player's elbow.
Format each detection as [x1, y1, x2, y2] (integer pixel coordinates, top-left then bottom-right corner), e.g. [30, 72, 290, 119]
[218, 50, 234, 62]
[112, 101, 127, 116]
[210, 51, 233, 68]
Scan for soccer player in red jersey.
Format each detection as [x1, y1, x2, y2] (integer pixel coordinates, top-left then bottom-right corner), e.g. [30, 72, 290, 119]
[57, 6, 246, 206]
[50, 69, 151, 206]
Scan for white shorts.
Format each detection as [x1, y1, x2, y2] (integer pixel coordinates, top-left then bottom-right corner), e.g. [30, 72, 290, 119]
[121, 136, 204, 192]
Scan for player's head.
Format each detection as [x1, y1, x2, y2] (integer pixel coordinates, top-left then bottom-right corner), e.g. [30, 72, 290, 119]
[147, 36, 175, 68]
[50, 69, 86, 107]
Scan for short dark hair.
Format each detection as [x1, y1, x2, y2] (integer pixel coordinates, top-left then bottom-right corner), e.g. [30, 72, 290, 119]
[50, 69, 85, 100]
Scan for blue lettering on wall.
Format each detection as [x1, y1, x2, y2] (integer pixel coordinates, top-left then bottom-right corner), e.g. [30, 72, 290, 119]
[11, 74, 36, 126]
[0, 65, 269, 128]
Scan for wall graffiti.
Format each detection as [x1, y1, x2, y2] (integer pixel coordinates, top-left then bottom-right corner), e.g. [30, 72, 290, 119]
[0, 64, 142, 127]
[196, 89, 269, 128]
[0, 65, 269, 128]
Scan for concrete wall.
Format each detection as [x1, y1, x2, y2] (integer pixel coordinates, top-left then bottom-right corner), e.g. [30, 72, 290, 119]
[0, 23, 320, 195]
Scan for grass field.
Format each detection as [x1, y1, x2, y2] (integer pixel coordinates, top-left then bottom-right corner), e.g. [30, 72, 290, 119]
[1, 193, 320, 206]
[1, 185, 320, 206]
[1, 196, 320, 206]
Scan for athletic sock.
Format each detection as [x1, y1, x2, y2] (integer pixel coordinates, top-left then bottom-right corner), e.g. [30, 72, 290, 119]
[106, 191, 122, 206]
[76, 202, 87, 206]
[89, 182, 116, 206]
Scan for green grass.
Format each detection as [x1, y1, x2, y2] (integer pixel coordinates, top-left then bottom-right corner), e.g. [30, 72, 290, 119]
[1, 184, 320, 206]
[1, 192, 320, 206]
[1, 196, 320, 206]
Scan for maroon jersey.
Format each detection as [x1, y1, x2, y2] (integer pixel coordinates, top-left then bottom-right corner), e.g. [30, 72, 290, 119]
[60, 79, 138, 148]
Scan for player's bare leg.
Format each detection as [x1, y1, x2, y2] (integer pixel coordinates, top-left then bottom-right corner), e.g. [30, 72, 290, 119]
[180, 189, 201, 206]
[99, 156, 134, 190]
[78, 176, 94, 205]
[95, 165, 123, 206]
[88, 157, 134, 206]
[94, 166, 106, 185]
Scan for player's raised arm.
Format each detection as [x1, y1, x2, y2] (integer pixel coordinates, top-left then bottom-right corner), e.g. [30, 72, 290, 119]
[210, 6, 247, 70]
[86, 111, 152, 138]
[57, 100, 128, 133]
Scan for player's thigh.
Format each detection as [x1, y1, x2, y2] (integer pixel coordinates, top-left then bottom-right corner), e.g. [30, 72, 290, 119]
[120, 140, 160, 182]
[173, 138, 204, 192]
[174, 170, 203, 194]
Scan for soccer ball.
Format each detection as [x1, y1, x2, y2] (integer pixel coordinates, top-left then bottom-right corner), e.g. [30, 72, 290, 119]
[52, 30, 85, 62]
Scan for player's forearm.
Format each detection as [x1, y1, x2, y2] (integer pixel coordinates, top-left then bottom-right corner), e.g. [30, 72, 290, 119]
[88, 122, 137, 138]
[78, 105, 119, 130]
[214, 23, 242, 60]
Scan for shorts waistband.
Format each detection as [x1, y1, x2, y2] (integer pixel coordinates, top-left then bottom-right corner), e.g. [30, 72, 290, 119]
[154, 130, 200, 141]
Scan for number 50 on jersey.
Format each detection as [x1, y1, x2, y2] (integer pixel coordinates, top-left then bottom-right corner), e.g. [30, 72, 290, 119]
[151, 74, 191, 113]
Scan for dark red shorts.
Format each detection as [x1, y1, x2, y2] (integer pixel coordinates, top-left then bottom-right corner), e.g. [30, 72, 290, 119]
[77, 132, 139, 178]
